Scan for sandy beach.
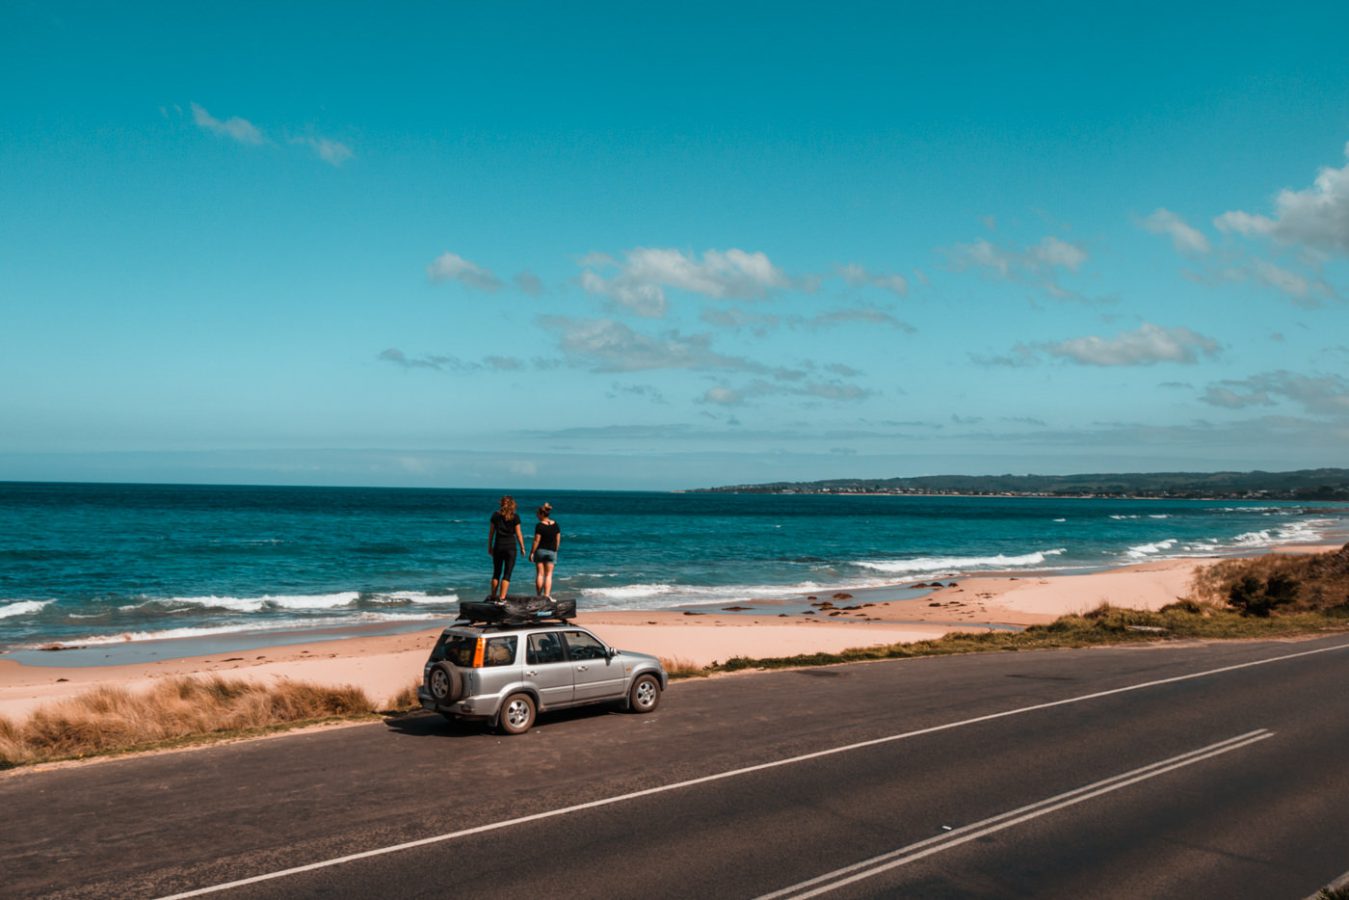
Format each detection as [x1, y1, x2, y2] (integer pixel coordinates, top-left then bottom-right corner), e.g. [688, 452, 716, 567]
[7, 549, 1317, 723]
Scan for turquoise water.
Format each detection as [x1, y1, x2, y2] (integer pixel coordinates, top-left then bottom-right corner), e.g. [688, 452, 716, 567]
[1, 482, 1345, 650]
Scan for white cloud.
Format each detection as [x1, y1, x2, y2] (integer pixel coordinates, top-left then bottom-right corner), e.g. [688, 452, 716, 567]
[536, 317, 870, 407]
[1215, 142, 1349, 255]
[701, 386, 742, 406]
[427, 252, 503, 292]
[1042, 323, 1220, 366]
[514, 271, 544, 295]
[797, 306, 916, 333]
[378, 348, 528, 372]
[290, 136, 354, 166]
[580, 247, 789, 317]
[700, 308, 782, 334]
[1212, 209, 1274, 238]
[190, 102, 265, 145]
[1198, 258, 1335, 307]
[540, 316, 775, 374]
[950, 238, 1014, 277]
[948, 234, 1090, 300]
[1201, 371, 1349, 417]
[698, 378, 871, 407]
[1032, 236, 1087, 270]
[1250, 259, 1311, 298]
[838, 263, 908, 296]
[1143, 208, 1211, 255]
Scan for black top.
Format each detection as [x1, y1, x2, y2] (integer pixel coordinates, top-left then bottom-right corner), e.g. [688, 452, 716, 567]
[534, 521, 561, 552]
[490, 512, 520, 550]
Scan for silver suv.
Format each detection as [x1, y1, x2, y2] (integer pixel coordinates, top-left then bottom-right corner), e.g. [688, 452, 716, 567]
[419, 622, 668, 734]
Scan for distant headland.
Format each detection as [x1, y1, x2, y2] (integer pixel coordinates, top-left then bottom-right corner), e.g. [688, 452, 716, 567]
[693, 468, 1349, 500]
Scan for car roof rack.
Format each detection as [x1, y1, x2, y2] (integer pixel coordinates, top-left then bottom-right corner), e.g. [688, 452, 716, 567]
[455, 596, 577, 627]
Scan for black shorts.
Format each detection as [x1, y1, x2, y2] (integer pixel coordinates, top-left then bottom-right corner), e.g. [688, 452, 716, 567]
[492, 548, 517, 582]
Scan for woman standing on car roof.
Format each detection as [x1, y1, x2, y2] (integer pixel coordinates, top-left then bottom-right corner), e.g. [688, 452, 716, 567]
[529, 502, 561, 598]
[488, 495, 526, 601]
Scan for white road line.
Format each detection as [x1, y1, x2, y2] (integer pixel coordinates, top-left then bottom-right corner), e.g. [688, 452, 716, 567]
[756, 729, 1275, 899]
[155, 640, 1349, 899]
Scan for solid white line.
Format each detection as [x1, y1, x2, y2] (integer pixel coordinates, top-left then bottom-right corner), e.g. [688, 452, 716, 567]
[753, 728, 1272, 899]
[756, 730, 1275, 899]
[155, 640, 1349, 899]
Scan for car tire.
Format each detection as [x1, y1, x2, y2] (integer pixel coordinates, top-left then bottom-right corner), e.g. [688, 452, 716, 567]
[426, 662, 462, 704]
[498, 693, 536, 735]
[628, 674, 661, 714]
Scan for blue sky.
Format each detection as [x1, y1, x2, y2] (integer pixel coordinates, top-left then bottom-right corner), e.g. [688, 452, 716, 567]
[3, 2, 1348, 490]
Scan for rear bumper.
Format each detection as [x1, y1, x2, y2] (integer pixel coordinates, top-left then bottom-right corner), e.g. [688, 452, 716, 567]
[418, 687, 498, 718]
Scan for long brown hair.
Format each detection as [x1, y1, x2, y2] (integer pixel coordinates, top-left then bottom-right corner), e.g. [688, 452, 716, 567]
[498, 495, 517, 519]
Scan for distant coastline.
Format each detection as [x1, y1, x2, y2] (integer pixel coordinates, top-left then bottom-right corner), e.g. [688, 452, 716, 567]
[693, 467, 1349, 501]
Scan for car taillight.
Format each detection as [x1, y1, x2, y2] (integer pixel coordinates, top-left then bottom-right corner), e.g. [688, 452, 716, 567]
[472, 637, 485, 668]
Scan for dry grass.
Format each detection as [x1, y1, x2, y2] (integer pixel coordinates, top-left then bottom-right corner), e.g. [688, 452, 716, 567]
[383, 680, 423, 712]
[659, 656, 708, 679]
[0, 676, 374, 768]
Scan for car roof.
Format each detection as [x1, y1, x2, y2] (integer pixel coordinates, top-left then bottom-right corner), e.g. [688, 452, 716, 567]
[439, 620, 584, 636]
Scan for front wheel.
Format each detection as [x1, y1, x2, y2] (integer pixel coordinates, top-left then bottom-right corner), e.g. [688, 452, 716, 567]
[628, 674, 661, 713]
[498, 693, 536, 735]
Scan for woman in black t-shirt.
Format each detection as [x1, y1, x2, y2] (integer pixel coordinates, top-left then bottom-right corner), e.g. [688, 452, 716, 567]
[529, 502, 562, 598]
[487, 495, 526, 601]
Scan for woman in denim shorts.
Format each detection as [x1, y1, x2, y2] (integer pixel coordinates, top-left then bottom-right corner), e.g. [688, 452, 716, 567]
[529, 503, 561, 598]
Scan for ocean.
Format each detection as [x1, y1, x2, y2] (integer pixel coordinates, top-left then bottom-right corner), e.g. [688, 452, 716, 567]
[1, 481, 1345, 652]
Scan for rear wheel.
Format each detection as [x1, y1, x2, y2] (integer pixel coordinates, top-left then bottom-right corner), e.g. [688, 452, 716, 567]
[628, 674, 661, 713]
[426, 663, 462, 704]
[498, 693, 536, 735]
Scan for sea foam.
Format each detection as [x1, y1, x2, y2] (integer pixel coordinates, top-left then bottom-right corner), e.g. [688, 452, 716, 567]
[855, 549, 1067, 575]
[1126, 539, 1179, 558]
[30, 611, 443, 648]
[0, 599, 54, 619]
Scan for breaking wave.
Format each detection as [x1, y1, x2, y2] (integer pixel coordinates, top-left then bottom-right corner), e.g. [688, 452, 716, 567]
[0, 599, 55, 620]
[1126, 539, 1179, 558]
[25, 611, 443, 649]
[855, 549, 1067, 575]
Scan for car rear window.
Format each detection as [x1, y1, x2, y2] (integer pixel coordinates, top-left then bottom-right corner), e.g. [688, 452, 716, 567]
[431, 634, 476, 667]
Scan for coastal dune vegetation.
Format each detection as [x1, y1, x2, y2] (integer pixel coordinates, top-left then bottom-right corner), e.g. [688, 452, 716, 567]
[1192, 543, 1349, 617]
[678, 544, 1349, 676]
[4, 546, 1347, 768]
[0, 676, 376, 768]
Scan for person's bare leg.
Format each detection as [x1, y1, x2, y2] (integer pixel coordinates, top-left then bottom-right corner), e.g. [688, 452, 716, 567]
[535, 564, 545, 595]
[498, 579, 509, 600]
[490, 577, 499, 599]
[542, 562, 554, 597]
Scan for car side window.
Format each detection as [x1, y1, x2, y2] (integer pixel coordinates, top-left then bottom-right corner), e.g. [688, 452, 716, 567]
[483, 636, 518, 667]
[527, 632, 565, 665]
[562, 630, 607, 661]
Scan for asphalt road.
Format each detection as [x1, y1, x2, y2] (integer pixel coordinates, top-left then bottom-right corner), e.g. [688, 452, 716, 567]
[4, 636, 1349, 899]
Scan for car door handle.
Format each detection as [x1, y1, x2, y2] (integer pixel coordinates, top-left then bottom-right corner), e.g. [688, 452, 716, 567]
[576, 665, 588, 672]
[526, 670, 537, 676]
